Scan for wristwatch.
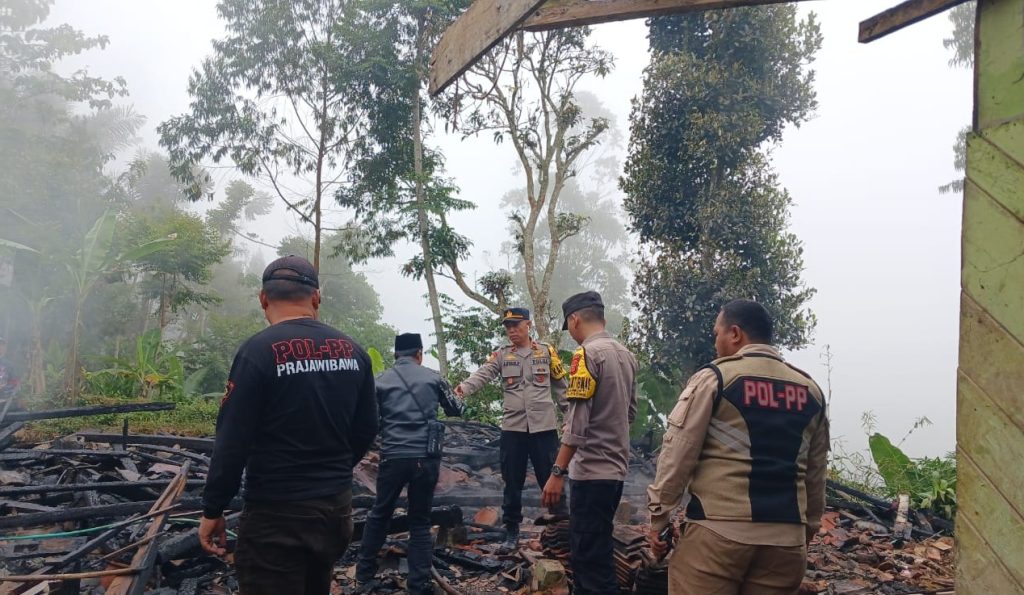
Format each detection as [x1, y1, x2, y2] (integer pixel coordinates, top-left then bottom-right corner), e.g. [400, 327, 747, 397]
[551, 464, 566, 477]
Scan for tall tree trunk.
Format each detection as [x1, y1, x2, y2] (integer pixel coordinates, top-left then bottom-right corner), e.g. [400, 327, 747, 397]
[313, 143, 324, 274]
[28, 304, 45, 397]
[63, 302, 83, 405]
[158, 277, 169, 335]
[414, 21, 448, 376]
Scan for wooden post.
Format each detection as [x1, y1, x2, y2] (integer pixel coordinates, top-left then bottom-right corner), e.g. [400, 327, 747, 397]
[957, 0, 1024, 592]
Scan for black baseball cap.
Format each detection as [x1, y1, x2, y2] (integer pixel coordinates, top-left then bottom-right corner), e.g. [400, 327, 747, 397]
[562, 291, 604, 330]
[262, 255, 319, 289]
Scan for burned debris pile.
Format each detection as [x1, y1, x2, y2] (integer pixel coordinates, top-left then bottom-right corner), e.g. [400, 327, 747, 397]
[1, 413, 955, 594]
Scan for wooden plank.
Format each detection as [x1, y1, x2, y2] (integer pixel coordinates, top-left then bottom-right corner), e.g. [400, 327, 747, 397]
[968, 128, 1024, 222]
[958, 295, 1024, 433]
[859, 0, 972, 43]
[957, 373, 1024, 513]
[961, 180, 1024, 347]
[429, 0, 550, 96]
[957, 513, 1022, 593]
[75, 432, 214, 453]
[957, 449, 1024, 587]
[0, 422, 24, 452]
[106, 463, 190, 595]
[521, 0, 811, 32]
[983, 119, 1024, 165]
[976, 0, 1024, 128]
[3, 402, 175, 423]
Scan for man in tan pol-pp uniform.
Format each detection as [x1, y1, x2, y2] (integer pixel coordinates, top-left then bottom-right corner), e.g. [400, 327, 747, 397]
[456, 307, 569, 548]
[647, 299, 829, 595]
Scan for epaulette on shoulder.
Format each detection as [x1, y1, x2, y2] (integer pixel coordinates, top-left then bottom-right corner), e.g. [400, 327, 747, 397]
[784, 361, 814, 380]
[783, 361, 827, 401]
[711, 353, 745, 366]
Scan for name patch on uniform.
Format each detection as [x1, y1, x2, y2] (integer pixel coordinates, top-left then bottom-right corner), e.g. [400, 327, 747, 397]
[566, 347, 596, 399]
[270, 338, 360, 377]
[742, 379, 809, 412]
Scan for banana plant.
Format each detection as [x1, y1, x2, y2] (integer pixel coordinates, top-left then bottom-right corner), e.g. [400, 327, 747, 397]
[62, 211, 175, 403]
[4, 211, 175, 403]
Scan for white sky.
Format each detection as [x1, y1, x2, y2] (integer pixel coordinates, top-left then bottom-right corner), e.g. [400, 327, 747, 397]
[48, 0, 970, 458]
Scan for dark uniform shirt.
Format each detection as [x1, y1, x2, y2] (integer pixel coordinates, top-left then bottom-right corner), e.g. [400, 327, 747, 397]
[203, 319, 378, 518]
[375, 357, 463, 459]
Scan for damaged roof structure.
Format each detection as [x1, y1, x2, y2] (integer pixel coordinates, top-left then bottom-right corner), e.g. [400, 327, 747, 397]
[1, 408, 955, 594]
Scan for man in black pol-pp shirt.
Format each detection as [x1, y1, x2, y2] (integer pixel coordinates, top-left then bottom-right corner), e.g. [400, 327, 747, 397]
[199, 255, 378, 595]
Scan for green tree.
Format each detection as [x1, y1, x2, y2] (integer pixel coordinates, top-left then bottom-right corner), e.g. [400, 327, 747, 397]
[442, 30, 614, 341]
[943, 2, 975, 69]
[124, 209, 231, 332]
[278, 234, 395, 357]
[495, 93, 632, 338]
[939, 1, 974, 194]
[206, 180, 274, 250]
[159, 0, 367, 272]
[336, 0, 473, 375]
[0, 0, 139, 398]
[622, 6, 821, 375]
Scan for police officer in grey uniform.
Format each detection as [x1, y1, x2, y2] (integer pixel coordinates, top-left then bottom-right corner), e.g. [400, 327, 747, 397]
[456, 307, 569, 548]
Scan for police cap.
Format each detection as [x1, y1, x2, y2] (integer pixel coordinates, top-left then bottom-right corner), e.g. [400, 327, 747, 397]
[561, 291, 604, 330]
[501, 307, 531, 325]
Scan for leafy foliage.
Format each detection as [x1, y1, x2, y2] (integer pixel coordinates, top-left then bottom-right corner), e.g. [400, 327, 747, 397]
[158, 0, 368, 270]
[85, 330, 185, 401]
[436, 29, 615, 340]
[943, 2, 975, 69]
[868, 433, 957, 519]
[124, 208, 231, 330]
[623, 6, 821, 376]
[278, 234, 396, 358]
[939, 3, 974, 194]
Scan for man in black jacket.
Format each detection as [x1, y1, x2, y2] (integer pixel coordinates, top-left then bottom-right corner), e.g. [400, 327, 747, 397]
[199, 255, 378, 595]
[356, 333, 463, 594]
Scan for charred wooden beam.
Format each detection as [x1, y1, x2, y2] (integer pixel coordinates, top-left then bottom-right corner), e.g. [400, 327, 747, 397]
[0, 507, 174, 594]
[75, 432, 214, 453]
[157, 512, 242, 561]
[130, 444, 211, 466]
[4, 402, 175, 423]
[0, 421, 25, 451]
[0, 479, 205, 498]
[1, 448, 147, 462]
[352, 505, 463, 541]
[0, 497, 244, 530]
[106, 463, 191, 595]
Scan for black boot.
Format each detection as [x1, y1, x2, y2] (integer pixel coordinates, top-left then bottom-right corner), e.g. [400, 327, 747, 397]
[502, 523, 520, 551]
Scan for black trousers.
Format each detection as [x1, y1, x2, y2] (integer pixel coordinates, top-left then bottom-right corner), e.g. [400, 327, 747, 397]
[569, 479, 624, 595]
[234, 491, 353, 595]
[356, 457, 441, 593]
[500, 429, 567, 525]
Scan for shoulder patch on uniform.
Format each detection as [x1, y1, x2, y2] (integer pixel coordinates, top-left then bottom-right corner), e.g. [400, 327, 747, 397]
[566, 347, 596, 399]
[487, 351, 498, 363]
[548, 344, 567, 380]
